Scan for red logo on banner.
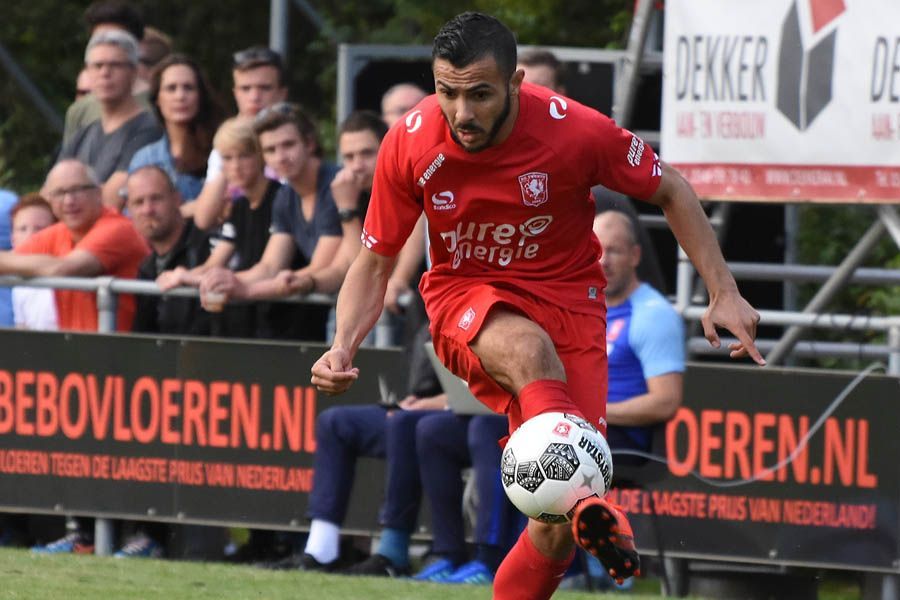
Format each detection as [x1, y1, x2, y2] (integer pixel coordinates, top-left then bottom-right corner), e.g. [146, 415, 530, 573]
[809, 0, 845, 34]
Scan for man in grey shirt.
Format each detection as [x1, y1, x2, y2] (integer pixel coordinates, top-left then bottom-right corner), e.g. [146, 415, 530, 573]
[59, 29, 161, 211]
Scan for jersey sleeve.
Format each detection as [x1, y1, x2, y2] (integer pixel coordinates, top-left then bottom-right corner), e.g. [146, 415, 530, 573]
[77, 216, 148, 273]
[581, 110, 661, 201]
[629, 296, 686, 379]
[361, 126, 423, 256]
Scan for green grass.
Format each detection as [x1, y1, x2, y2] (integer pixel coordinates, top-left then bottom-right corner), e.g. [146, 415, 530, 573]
[0, 548, 660, 600]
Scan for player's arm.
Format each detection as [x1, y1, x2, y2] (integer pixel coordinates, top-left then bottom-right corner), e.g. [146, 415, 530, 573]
[646, 162, 765, 365]
[310, 247, 396, 394]
[0, 249, 103, 278]
[605, 373, 683, 427]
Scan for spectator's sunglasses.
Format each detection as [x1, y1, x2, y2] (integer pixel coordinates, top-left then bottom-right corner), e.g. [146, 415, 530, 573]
[232, 47, 281, 70]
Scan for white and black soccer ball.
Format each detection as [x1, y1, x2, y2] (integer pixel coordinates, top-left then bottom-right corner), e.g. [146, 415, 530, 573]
[501, 412, 613, 524]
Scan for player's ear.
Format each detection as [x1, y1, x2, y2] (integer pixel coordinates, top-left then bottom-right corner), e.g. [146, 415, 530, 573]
[509, 68, 525, 95]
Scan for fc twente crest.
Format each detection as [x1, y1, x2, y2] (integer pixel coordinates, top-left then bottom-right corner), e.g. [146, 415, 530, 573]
[518, 172, 549, 207]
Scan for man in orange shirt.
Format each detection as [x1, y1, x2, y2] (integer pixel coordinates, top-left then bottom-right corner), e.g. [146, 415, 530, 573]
[0, 159, 148, 331]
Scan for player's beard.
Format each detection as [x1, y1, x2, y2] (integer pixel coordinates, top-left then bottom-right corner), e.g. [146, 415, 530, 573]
[449, 88, 512, 153]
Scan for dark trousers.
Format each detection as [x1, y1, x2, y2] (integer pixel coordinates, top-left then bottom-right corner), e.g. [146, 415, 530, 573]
[306, 405, 440, 532]
[417, 412, 518, 560]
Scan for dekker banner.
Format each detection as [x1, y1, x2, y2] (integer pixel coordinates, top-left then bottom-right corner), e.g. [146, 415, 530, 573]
[661, 0, 900, 203]
[0, 331, 405, 531]
[615, 364, 900, 571]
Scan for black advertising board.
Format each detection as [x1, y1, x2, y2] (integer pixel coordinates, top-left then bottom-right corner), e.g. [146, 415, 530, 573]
[0, 331, 405, 532]
[611, 364, 900, 572]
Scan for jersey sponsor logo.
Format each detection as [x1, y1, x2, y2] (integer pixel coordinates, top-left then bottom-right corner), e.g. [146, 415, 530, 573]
[360, 228, 378, 249]
[431, 190, 456, 211]
[439, 215, 553, 269]
[518, 172, 549, 207]
[626, 134, 645, 167]
[417, 152, 446, 187]
[405, 110, 423, 133]
[607, 318, 625, 356]
[549, 95, 568, 120]
[458, 307, 476, 330]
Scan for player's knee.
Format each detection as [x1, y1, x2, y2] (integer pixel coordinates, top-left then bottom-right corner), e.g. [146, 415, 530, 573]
[481, 327, 559, 386]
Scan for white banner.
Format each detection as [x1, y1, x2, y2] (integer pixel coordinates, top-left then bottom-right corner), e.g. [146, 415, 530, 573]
[661, 0, 900, 202]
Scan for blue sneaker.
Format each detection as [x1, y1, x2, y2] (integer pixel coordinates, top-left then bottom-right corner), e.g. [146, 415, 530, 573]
[31, 532, 94, 554]
[114, 534, 162, 558]
[412, 557, 457, 582]
[445, 560, 493, 585]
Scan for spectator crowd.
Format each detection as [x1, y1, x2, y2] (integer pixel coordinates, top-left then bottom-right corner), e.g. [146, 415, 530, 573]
[0, 2, 685, 593]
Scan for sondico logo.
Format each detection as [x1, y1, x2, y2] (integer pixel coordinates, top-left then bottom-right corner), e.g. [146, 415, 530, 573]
[440, 215, 553, 269]
[776, 0, 845, 130]
[431, 190, 456, 211]
[549, 96, 568, 120]
[405, 110, 423, 133]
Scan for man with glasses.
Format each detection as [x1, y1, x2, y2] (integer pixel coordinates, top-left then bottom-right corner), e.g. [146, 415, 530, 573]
[0, 159, 148, 333]
[59, 30, 162, 212]
[192, 46, 288, 231]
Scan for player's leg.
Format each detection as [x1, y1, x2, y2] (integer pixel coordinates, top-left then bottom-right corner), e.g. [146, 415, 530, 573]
[559, 311, 640, 584]
[304, 405, 388, 568]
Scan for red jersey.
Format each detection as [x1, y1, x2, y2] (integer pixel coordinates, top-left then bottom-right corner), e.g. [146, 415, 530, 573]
[363, 82, 662, 317]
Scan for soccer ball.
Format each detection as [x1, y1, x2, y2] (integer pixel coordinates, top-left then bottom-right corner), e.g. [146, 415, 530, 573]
[501, 412, 613, 523]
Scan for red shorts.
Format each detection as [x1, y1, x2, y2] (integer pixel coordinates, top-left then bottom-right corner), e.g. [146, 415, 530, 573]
[428, 283, 608, 433]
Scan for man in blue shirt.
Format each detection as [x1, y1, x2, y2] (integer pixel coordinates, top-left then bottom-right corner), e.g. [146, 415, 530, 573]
[596, 210, 685, 454]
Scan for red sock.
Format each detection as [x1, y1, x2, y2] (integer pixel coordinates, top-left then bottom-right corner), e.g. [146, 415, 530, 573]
[517, 379, 583, 422]
[493, 527, 574, 600]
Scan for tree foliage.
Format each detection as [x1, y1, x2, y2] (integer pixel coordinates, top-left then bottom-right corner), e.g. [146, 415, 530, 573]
[0, 0, 632, 193]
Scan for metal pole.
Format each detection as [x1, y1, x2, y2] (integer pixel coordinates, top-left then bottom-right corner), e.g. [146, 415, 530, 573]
[889, 325, 900, 377]
[0, 43, 63, 133]
[612, 0, 655, 128]
[94, 276, 117, 556]
[336, 44, 353, 127]
[766, 219, 886, 366]
[269, 0, 289, 62]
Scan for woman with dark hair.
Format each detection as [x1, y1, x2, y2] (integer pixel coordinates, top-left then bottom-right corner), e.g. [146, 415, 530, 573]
[129, 53, 224, 204]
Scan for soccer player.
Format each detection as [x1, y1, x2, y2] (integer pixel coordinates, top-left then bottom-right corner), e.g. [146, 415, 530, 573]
[311, 12, 764, 600]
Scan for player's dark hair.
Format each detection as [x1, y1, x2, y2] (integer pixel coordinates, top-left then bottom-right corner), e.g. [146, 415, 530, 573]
[432, 12, 517, 80]
[339, 110, 388, 142]
[84, 0, 145, 40]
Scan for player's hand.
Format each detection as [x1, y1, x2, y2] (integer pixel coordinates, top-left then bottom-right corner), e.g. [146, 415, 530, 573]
[330, 167, 365, 210]
[311, 347, 360, 395]
[383, 276, 410, 315]
[156, 267, 187, 291]
[701, 289, 766, 366]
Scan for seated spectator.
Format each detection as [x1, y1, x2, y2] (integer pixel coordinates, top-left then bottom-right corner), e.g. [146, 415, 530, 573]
[10, 194, 58, 330]
[192, 45, 287, 232]
[293, 322, 446, 575]
[199, 104, 341, 341]
[412, 412, 517, 585]
[129, 54, 225, 204]
[59, 30, 162, 210]
[157, 118, 281, 339]
[63, 0, 149, 145]
[380, 83, 428, 128]
[127, 165, 211, 336]
[1, 159, 148, 333]
[262, 110, 387, 297]
[560, 210, 685, 591]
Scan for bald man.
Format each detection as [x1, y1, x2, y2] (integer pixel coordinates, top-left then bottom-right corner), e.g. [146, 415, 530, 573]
[0, 159, 148, 331]
[380, 83, 428, 128]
